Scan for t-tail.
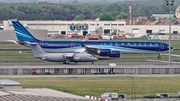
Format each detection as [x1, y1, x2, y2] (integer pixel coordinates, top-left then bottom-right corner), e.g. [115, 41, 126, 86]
[29, 43, 46, 59]
[12, 20, 39, 42]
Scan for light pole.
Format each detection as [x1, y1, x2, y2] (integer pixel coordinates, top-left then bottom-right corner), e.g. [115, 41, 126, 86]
[165, 0, 174, 66]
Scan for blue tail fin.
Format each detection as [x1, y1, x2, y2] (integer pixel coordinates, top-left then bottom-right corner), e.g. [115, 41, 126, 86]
[12, 20, 39, 42]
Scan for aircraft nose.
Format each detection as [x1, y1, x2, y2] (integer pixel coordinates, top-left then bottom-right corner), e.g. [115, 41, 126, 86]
[168, 45, 173, 50]
[93, 57, 98, 61]
[171, 46, 173, 50]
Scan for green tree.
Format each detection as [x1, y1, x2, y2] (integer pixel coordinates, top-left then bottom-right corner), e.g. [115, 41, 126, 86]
[166, 16, 176, 22]
[0, 1, 180, 20]
[116, 12, 128, 19]
[72, 0, 78, 4]
[149, 16, 156, 21]
[100, 13, 114, 21]
[74, 14, 85, 20]
[135, 21, 142, 25]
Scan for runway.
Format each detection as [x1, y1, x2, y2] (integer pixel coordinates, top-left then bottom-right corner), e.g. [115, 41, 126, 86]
[0, 60, 179, 67]
[0, 56, 180, 66]
[0, 64, 179, 68]
[0, 54, 180, 68]
[0, 61, 179, 66]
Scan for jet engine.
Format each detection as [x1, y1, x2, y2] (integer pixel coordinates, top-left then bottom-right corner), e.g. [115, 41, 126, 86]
[97, 49, 111, 56]
[97, 49, 120, 58]
[109, 51, 120, 58]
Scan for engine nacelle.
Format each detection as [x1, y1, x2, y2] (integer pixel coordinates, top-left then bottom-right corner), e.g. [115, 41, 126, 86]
[109, 51, 120, 58]
[97, 49, 111, 56]
[97, 49, 120, 58]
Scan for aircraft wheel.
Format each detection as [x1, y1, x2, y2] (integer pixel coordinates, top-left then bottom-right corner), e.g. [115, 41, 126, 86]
[63, 60, 70, 64]
[157, 53, 161, 59]
[158, 56, 161, 59]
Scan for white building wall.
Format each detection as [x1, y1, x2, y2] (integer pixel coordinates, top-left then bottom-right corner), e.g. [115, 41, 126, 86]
[3, 20, 180, 36]
[119, 25, 180, 34]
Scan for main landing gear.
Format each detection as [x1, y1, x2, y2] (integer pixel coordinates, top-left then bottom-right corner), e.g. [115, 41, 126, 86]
[158, 53, 161, 59]
[63, 59, 70, 64]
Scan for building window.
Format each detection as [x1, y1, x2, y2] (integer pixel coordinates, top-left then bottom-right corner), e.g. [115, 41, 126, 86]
[104, 29, 110, 35]
[61, 31, 66, 34]
[118, 24, 124, 26]
[104, 24, 110, 26]
[53, 24, 66, 26]
[111, 24, 117, 26]
[173, 31, 178, 34]
[133, 28, 139, 30]
[146, 30, 152, 34]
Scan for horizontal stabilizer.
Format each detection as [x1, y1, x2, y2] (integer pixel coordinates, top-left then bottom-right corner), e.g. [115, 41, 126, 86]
[29, 43, 38, 45]
[29, 43, 46, 58]
[7, 40, 18, 44]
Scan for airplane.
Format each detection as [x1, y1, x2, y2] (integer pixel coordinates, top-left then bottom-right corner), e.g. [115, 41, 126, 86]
[11, 20, 173, 59]
[29, 42, 98, 64]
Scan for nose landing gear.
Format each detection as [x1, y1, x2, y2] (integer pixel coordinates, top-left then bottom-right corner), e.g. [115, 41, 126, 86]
[158, 53, 161, 59]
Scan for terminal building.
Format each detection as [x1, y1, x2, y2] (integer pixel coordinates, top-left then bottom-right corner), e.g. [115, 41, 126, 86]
[3, 20, 180, 36]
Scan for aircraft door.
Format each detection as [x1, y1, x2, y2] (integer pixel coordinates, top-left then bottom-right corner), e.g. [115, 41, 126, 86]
[71, 42, 75, 47]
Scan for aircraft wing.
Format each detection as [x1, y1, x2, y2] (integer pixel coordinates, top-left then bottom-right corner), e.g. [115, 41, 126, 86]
[63, 53, 77, 63]
[81, 44, 100, 54]
[64, 53, 75, 58]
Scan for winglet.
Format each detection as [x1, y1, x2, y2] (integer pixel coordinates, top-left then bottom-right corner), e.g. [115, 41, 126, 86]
[29, 43, 46, 58]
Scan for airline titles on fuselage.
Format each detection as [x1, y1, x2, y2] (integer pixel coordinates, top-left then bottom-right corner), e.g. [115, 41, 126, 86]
[40, 42, 161, 48]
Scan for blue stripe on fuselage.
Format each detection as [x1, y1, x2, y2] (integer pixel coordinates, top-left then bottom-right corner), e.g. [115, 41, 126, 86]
[29, 40, 169, 53]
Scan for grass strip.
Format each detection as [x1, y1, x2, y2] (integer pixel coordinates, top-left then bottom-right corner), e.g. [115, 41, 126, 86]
[1, 77, 180, 98]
